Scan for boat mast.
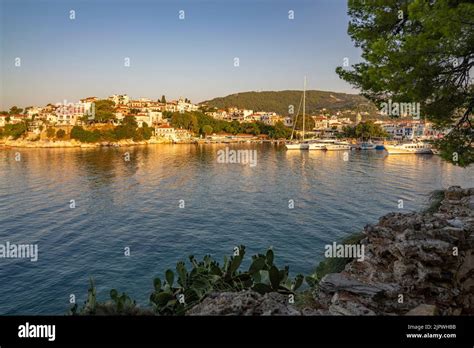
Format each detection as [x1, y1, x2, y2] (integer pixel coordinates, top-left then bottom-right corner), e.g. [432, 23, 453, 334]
[302, 76, 306, 141]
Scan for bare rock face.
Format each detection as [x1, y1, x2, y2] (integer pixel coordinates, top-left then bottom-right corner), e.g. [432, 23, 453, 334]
[406, 304, 438, 316]
[187, 290, 301, 316]
[313, 186, 474, 316]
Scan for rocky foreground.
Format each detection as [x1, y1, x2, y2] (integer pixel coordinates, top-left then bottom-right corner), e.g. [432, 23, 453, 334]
[188, 187, 474, 316]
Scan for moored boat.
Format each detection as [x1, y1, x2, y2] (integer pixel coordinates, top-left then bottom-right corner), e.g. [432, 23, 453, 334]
[359, 141, 377, 150]
[308, 139, 335, 150]
[324, 142, 351, 151]
[286, 142, 309, 150]
[385, 142, 433, 154]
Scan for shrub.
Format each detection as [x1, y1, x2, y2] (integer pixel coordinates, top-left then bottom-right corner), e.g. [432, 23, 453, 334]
[46, 127, 56, 138]
[70, 126, 101, 143]
[56, 129, 66, 139]
[4, 122, 27, 139]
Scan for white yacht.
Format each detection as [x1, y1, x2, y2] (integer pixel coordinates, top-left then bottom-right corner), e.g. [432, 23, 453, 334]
[286, 142, 310, 150]
[325, 142, 351, 151]
[385, 142, 433, 154]
[308, 139, 335, 150]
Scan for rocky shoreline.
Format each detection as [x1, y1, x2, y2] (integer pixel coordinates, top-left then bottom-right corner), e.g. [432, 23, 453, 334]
[188, 186, 474, 316]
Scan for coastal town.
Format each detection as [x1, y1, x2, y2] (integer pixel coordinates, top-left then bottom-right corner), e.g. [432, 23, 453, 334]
[0, 93, 446, 149]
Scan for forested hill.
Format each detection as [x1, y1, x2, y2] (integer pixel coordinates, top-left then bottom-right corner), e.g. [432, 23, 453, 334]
[201, 90, 377, 115]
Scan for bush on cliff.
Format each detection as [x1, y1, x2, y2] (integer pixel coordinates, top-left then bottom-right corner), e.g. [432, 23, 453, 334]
[46, 127, 56, 139]
[3, 122, 27, 140]
[56, 129, 66, 139]
[70, 126, 101, 143]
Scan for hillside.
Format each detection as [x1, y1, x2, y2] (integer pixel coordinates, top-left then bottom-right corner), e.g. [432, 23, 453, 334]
[201, 90, 378, 116]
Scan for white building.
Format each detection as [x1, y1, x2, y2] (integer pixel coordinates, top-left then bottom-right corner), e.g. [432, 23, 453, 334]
[0, 115, 7, 127]
[26, 107, 43, 118]
[177, 98, 199, 113]
[109, 94, 130, 105]
[155, 124, 176, 140]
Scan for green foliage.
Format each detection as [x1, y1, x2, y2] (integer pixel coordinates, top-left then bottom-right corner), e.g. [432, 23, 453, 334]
[342, 120, 388, 139]
[9, 106, 23, 115]
[171, 112, 199, 133]
[149, 246, 304, 315]
[70, 278, 146, 315]
[336, 0, 474, 166]
[3, 122, 27, 139]
[93, 100, 116, 123]
[203, 90, 376, 116]
[162, 111, 173, 119]
[434, 126, 474, 167]
[56, 129, 66, 139]
[132, 125, 153, 141]
[73, 246, 303, 316]
[202, 124, 213, 136]
[268, 121, 292, 139]
[68, 117, 152, 143]
[46, 127, 56, 138]
[168, 111, 291, 139]
[70, 126, 101, 143]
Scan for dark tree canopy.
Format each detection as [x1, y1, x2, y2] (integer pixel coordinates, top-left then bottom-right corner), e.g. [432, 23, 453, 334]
[336, 0, 474, 166]
[93, 100, 116, 123]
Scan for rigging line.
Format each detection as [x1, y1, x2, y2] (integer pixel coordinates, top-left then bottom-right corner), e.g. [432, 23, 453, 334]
[290, 91, 304, 141]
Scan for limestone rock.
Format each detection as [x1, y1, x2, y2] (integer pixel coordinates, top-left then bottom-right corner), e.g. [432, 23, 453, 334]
[311, 186, 473, 316]
[319, 273, 385, 297]
[405, 304, 438, 316]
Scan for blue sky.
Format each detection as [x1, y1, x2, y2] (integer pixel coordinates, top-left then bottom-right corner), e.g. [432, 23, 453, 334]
[0, 0, 362, 109]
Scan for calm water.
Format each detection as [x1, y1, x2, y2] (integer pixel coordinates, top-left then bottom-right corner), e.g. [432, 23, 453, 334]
[0, 144, 472, 314]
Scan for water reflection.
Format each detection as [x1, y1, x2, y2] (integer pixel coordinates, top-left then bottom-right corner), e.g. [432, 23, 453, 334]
[0, 144, 472, 314]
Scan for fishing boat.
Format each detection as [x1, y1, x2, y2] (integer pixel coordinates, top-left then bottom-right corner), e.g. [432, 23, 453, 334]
[325, 142, 351, 151]
[286, 77, 309, 150]
[385, 142, 433, 154]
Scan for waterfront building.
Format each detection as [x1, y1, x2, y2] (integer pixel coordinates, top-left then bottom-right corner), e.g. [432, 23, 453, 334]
[155, 124, 176, 140]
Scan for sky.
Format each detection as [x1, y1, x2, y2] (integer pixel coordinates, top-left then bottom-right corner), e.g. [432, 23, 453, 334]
[0, 0, 362, 109]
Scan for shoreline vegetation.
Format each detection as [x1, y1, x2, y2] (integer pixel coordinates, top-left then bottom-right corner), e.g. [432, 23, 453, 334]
[71, 186, 474, 316]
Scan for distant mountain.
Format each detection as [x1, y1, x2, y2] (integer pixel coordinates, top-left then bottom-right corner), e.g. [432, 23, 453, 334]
[201, 90, 378, 116]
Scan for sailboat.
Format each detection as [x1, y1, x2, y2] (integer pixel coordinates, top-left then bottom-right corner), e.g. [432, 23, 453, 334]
[286, 77, 310, 150]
